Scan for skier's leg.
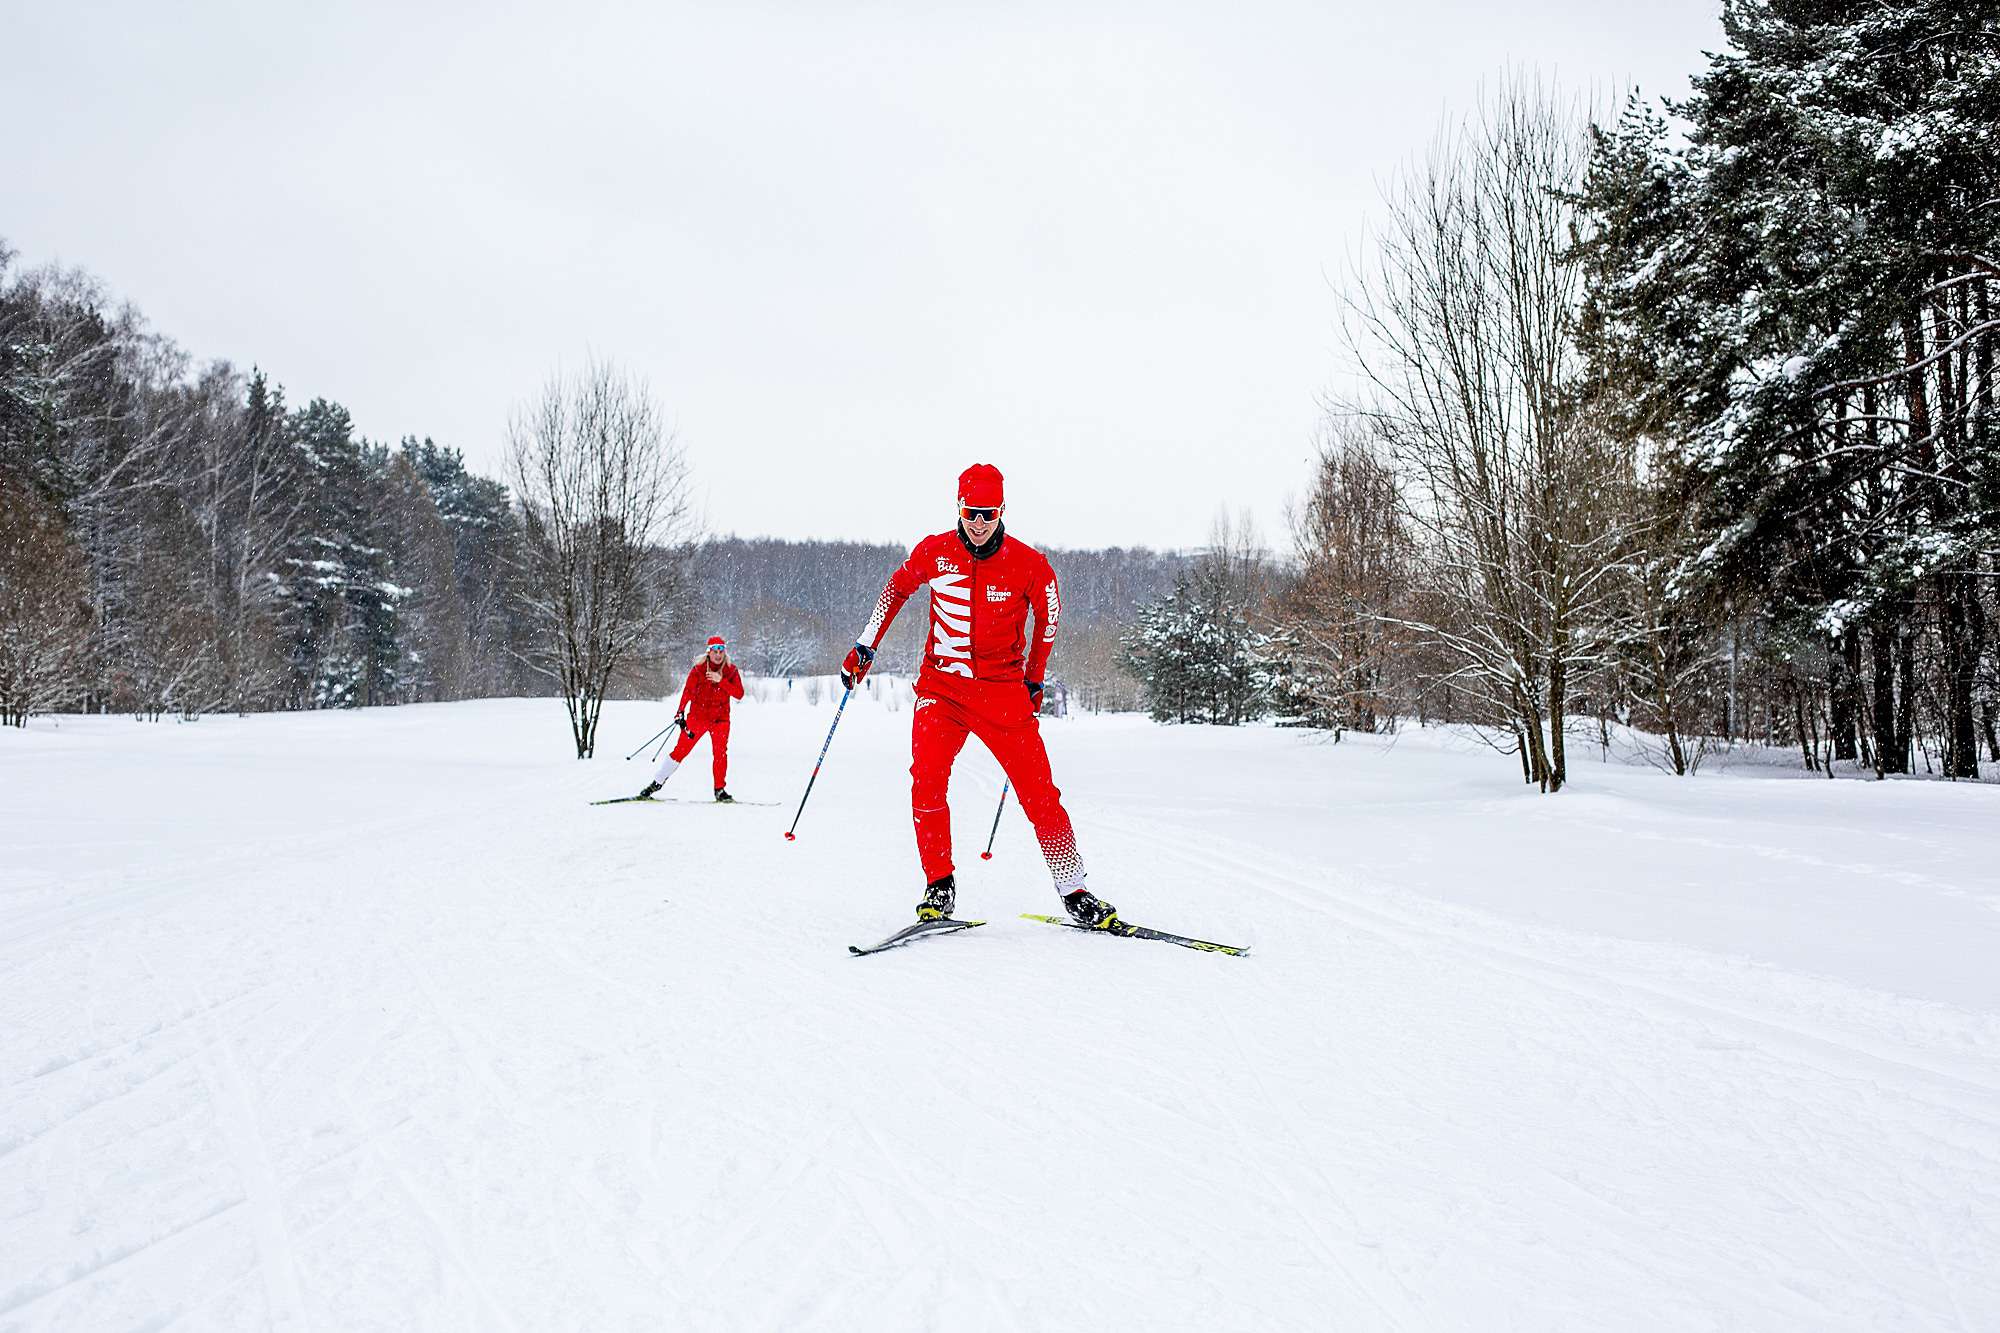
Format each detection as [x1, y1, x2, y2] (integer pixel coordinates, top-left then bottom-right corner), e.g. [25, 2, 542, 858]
[979, 715, 1087, 893]
[650, 726, 700, 787]
[709, 722, 730, 791]
[910, 697, 972, 884]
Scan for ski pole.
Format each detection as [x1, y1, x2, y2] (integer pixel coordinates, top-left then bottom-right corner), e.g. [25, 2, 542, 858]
[784, 685, 854, 841]
[656, 720, 688, 764]
[625, 716, 682, 761]
[979, 779, 1011, 860]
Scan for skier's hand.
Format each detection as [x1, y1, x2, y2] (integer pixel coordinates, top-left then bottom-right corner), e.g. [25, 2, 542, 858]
[841, 642, 875, 689]
[1026, 680, 1044, 712]
[674, 711, 687, 729]
[706, 669, 722, 682]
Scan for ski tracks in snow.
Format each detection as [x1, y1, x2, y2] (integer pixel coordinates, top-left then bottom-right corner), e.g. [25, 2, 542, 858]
[7, 702, 1997, 1330]
[1084, 805, 2000, 1328]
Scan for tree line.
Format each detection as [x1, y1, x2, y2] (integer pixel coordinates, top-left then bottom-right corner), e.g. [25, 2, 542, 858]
[1122, 3, 1997, 786]
[0, 247, 545, 724]
[682, 536, 1189, 713]
[0, 244, 1187, 727]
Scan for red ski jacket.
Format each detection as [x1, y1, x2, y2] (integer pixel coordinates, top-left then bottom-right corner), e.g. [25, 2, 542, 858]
[857, 527, 1060, 723]
[677, 658, 744, 729]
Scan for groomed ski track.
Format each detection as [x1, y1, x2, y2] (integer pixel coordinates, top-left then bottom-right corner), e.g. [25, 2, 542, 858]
[3, 690, 1996, 1330]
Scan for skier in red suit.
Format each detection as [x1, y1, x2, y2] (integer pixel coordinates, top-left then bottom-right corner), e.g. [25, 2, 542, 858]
[639, 636, 745, 802]
[840, 464, 1122, 930]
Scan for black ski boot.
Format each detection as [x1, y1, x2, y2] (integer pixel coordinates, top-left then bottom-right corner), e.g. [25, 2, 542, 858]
[917, 873, 957, 922]
[637, 782, 662, 800]
[1061, 888, 1121, 930]
[713, 789, 734, 803]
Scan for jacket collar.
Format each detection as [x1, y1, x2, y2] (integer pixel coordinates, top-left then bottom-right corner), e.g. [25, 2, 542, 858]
[955, 521, 1006, 561]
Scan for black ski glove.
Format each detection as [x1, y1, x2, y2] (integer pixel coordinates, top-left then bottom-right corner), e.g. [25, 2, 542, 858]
[1026, 680, 1044, 712]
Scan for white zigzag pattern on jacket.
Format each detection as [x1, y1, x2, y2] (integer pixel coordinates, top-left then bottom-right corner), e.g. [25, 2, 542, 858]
[929, 572, 973, 675]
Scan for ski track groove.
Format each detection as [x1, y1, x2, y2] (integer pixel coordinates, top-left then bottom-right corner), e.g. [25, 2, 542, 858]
[136, 945, 311, 1333]
[693, 1119, 840, 1290]
[14, 985, 279, 1089]
[1185, 1071, 1412, 1330]
[1540, 807, 1978, 901]
[336, 1077, 525, 1333]
[0, 1195, 247, 1322]
[1207, 1002, 1422, 1329]
[387, 931, 691, 1314]
[12, 707, 1995, 1330]
[1094, 808, 2000, 1120]
[1092, 806, 2000, 1324]
[0, 761, 562, 971]
[0, 1039, 212, 1166]
[151, 1174, 386, 1333]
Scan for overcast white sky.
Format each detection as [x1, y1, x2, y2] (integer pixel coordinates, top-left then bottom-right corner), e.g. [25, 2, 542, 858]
[6, 0, 1722, 551]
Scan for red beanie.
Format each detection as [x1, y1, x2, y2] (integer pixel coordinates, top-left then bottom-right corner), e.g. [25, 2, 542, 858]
[707, 635, 726, 648]
[957, 464, 1004, 508]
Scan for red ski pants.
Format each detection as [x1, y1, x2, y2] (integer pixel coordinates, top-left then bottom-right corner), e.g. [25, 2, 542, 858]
[910, 694, 1085, 891]
[660, 720, 729, 789]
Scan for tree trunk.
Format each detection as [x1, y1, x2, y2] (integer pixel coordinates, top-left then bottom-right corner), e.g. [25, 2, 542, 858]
[1870, 623, 1903, 776]
[1895, 629, 1917, 774]
[1516, 685, 1551, 791]
[1935, 572, 1983, 779]
[1545, 651, 1567, 793]
[1792, 679, 1816, 773]
[1829, 629, 1858, 763]
[1651, 632, 1688, 775]
[1725, 615, 1739, 742]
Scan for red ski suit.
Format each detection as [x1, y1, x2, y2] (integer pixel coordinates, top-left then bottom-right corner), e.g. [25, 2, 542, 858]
[856, 527, 1084, 890]
[658, 658, 744, 789]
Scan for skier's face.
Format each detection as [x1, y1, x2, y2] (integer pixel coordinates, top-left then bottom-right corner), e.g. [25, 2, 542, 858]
[958, 504, 1002, 545]
[707, 646, 725, 665]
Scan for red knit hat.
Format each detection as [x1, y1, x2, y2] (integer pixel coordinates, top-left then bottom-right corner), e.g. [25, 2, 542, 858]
[706, 635, 726, 649]
[957, 463, 1004, 508]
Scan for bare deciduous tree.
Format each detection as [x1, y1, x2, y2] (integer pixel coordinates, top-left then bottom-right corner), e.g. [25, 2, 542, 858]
[508, 361, 696, 758]
[1344, 77, 1639, 792]
[1277, 420, 1413, 735]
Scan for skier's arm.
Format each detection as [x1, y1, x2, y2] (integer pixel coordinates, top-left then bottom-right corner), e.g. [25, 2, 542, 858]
[723, 664, 744, 700]
[857, 548, 927, 651]
[1024, 562, 1060, 689]
[843, 545, 926, 684]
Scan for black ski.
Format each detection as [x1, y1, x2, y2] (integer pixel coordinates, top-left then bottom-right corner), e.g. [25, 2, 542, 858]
[849, 918, 987, 956]
[1019, 913, 1248, 957]
[590, 796, 780, 806]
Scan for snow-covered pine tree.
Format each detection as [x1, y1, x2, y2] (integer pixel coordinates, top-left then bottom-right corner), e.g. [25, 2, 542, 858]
[1119, 561, 1272, 726]
[278, 399, 404, 708]
[1578, 0, 1999, 777]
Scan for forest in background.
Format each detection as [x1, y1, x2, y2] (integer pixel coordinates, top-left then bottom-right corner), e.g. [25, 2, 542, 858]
[7, 3, 1996, 785]
[1122, 3, 1999, 787]
[0, 251, 1183, 724]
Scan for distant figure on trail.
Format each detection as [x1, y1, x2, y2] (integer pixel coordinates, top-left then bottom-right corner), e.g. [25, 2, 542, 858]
[839, 463, 1123, 930]
[638, 636, 745, 802]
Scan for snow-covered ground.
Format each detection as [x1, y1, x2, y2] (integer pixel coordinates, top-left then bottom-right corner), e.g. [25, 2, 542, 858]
[3, 683, 1996, 1331]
